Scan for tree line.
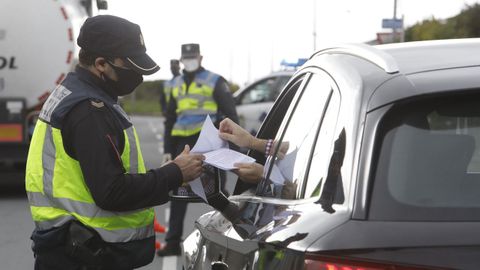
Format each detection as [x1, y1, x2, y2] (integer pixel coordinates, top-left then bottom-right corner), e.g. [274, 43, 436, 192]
[405, 3, 480, 41]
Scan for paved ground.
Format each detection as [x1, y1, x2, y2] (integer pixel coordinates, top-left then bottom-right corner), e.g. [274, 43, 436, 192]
[0, 115, 236, 270]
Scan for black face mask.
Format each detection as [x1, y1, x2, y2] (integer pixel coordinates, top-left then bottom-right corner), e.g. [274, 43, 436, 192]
[103, 61, 143, 96]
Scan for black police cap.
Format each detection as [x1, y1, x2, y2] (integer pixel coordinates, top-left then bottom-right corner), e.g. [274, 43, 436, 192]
[77, 15, 160, 75]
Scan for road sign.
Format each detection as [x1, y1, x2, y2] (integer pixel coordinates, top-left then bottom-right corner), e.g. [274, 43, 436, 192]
[382, 18, 403, 29]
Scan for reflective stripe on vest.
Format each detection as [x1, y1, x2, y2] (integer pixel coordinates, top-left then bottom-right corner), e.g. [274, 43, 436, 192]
[25, 120, 154, 243]
[171, 70, 219, 137]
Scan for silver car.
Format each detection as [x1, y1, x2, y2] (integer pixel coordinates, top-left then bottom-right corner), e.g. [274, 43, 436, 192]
[179, 38, 480, 270]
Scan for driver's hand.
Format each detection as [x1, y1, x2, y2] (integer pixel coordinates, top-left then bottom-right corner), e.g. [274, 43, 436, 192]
[219, 118, 255, 148]
[232, 162, 264, 184]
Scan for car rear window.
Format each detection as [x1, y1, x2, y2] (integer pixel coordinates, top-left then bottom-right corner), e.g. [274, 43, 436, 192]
[369, 92, 480, 221]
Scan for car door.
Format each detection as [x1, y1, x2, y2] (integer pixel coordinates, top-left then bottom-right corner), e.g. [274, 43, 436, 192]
[222, 70, 346, 270]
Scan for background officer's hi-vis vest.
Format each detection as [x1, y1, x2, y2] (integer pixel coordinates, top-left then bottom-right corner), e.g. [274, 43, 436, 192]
[25, 72, 154, 243]
[171, 69, 220, 137]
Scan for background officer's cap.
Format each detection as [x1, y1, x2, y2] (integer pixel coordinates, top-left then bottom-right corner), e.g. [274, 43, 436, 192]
[181, 43, 201, 59]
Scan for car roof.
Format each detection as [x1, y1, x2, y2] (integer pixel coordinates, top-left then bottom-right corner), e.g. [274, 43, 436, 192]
[376, 38, 480, 74]
[302, 38, 480, 110]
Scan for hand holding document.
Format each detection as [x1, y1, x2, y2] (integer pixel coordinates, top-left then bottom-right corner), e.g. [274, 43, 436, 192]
[187, 115, 256, 202]
[191, 115, 255, 170]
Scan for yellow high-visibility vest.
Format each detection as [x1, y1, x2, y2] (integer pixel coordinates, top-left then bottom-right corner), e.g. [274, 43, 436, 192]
[25, 78, 154, 244]
[171, 69, 219, 137]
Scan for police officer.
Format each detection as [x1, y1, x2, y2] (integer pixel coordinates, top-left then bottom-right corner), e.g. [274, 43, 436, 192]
[158, 43, 239, 256]
[159, 59, 181, 114]
[25, 15, 204, 270]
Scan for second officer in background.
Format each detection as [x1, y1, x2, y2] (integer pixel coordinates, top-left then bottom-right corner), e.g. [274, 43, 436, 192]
[158, 43, 239, 256]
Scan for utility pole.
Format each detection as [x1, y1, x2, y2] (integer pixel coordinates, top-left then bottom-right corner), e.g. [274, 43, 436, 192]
[229, 48, 233, 83]
[313, 0, 317, 51]
[247, 43, 251, 84]
[393, 0, 398, 42]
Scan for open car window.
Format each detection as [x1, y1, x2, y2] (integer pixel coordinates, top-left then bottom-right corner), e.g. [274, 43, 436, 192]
[232, 75, 305, 195]
[256, 72, 337, 200]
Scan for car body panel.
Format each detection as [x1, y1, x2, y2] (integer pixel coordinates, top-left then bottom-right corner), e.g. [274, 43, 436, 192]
[308, 220, 480, 269]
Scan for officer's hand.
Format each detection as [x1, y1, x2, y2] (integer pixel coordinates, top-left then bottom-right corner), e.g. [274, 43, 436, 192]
[173, 145, 205, 183]
[232, 162, 264, 184]
[162, 153, 172, 165]
[219, 118, 254, 148]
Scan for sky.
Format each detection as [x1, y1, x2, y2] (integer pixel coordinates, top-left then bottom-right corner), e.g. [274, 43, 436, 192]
[102, 0, 479, 85]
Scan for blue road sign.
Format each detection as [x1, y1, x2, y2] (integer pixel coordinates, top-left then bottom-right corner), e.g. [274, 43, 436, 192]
[382, 18, 403, 29]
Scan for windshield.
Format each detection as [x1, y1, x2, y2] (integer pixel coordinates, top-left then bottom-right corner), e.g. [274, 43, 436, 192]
[370, 92, 480, 221]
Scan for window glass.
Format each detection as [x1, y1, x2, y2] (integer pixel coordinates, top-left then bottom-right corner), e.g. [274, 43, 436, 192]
[370, 93, 480, 221]
[240, 78, 276, 104]
[234, 75, 305, 196]
[303, 92, 340, 199]
[257, 73, 333, 199]
[271, 75, 292, 101]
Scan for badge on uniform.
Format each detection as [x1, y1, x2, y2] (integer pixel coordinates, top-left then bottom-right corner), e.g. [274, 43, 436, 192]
[90, 100, 104, 108]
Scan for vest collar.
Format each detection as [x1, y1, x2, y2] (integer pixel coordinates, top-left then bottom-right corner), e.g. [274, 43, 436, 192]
[182, 66, 205, 86]
[75, 65, 118, 102]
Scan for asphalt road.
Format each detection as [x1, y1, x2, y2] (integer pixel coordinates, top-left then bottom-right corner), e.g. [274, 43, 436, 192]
[0, 115, 237, 270]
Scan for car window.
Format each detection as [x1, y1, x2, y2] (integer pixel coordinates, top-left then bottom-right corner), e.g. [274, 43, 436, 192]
[303, 91, 340, 199]
[233, 75, 305, 196]
[271, 75, 291, 101]
[257, 72, 334, 200]
[239, 77, 277, 105]
[370, 93, 480, 221]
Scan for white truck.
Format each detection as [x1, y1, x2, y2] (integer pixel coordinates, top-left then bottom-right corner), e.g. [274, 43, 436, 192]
[0, 0, 107, 172]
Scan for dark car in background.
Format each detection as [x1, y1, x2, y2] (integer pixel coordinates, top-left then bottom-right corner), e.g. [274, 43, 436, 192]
[183, 39, 480, 270]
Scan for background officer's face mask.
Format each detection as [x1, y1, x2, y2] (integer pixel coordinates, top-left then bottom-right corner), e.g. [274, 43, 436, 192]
[182, 58, 200, 72]
[104, 61, 143, 96]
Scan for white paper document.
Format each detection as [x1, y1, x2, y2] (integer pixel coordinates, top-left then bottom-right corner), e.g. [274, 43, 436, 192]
[188, 115, 256, 202]
[191, 115, 255, 169]
[203, 148, 255, 170]
[190, 115, 228, 153]
[265, 147, 298, 185]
